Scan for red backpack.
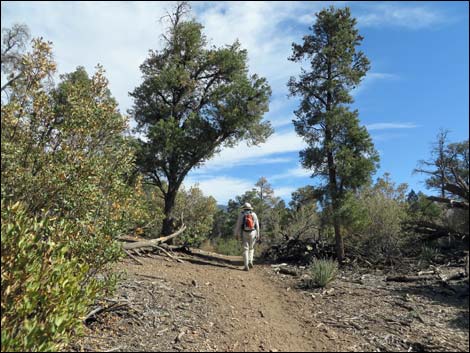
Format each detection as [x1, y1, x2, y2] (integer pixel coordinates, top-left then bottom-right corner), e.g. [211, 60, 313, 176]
[242, 211, 255, 231]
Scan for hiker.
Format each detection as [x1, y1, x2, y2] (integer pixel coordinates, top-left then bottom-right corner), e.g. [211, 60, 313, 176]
[234, 203, 260, 271]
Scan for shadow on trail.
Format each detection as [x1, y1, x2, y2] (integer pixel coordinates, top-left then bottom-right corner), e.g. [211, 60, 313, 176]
[182, 256, 245, 271]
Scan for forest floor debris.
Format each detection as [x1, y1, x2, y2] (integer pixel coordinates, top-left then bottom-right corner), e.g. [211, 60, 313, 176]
[69, 255, 469, 352]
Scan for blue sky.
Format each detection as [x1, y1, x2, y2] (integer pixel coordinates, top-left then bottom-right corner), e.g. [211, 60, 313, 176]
[2, 1, 469, 204]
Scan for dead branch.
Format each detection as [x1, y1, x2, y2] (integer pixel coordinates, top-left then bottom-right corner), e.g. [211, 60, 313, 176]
[427, 196, 469, 210]
[405, 220, 468, 241]
[124, 250, 144, 265]
[83, 302, 128, 323]
[122, 224, 186, 250]
[154, 245, 185, 263]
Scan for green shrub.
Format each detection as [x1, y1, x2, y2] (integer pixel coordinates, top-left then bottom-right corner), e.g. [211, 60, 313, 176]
[213, 237, 242, 256]
[1, 202, 109, 352]
[308, 259, 338, 288]
[340, 174, 409, 262]
[174, 186, 218, 247]
[1, 36, 134, 352]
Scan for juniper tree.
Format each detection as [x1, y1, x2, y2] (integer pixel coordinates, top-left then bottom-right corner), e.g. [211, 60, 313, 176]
[288, 6, 379, 262]
[289, 185, 320, 211]
[130, 2, 272, 235]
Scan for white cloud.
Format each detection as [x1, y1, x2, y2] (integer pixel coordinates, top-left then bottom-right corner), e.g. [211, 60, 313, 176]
[271, 165, 312, 181]
[273, 186, 296, 199]
[270, 115, 296, 128]
[1, 1, 171, 115]
[183, 175, 254, 204]
[356, 4, 448, 30]
[366, 122, 418, 131]
[184, 175, 297, 204]
[352, 72, 399, 97]
[192, 1, 331, 93]
[371, 133, 407, 142]
[195, 130, 306, 172]
[191, 156, 293, 175]
[2, 1, 418, 121]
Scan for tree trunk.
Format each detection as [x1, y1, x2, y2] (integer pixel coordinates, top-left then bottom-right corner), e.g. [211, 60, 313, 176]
[325, 60, 344, 264]
[326, 128, 344, 263]
[334, 219, 344, 263]
[162, 188, 177, 237]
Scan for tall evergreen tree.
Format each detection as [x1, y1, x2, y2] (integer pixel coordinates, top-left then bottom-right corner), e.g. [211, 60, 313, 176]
[288, 6, 379, 262]
[130, 2, 272, 235]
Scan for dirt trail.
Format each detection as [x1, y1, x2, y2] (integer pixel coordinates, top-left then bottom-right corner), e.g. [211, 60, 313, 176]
[73, 256, 356, 352]
[146, 259, 337, 352]
[72, 255, 468, 352]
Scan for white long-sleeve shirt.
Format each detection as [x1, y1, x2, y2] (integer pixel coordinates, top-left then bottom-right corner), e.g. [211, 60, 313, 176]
[234, 210, 260, 237]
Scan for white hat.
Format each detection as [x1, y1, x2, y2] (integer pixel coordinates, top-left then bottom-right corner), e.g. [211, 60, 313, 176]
[242, 202, 253, 210]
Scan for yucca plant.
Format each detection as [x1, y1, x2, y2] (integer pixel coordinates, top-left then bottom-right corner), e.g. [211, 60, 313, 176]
[419, 245, 438, 264]
[308, 259, 339, 288]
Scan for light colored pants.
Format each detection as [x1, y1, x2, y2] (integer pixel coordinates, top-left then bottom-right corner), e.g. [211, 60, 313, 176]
[242, 230, 257, 268]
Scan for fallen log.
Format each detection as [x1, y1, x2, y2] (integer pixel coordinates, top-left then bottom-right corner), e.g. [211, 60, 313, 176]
[118, 235, 146, 243]
[386, 275, 435, 282]
[438, 271, 466, 282]
[387, 272, 465, 283]
[122, 225, 186, 250]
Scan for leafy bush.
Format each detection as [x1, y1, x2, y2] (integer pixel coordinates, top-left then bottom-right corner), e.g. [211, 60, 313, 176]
[213, 237, 242, 256]
[1, 34, 144, 351]
[1, 202, 109, 352]
[340, 174, 409, 262]
[1, 37, 143, 262]
[308, 259, 338, 288]
[174, 185, 218, 247]
[277, 204, 319, 242]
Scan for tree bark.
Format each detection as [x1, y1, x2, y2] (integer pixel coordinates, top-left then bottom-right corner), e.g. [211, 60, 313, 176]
[162, 187, 177, 237]
[325, 59, 344, 264]
[325, 129, 344, 263]
[333, 220, 344, 263]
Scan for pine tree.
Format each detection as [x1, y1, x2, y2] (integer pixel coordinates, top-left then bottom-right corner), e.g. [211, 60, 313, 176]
[288, 6, 379, 262]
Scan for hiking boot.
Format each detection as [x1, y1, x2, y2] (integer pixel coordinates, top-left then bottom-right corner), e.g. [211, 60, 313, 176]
[244, 267, 249, 272]
[248, 263, 254, 269]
